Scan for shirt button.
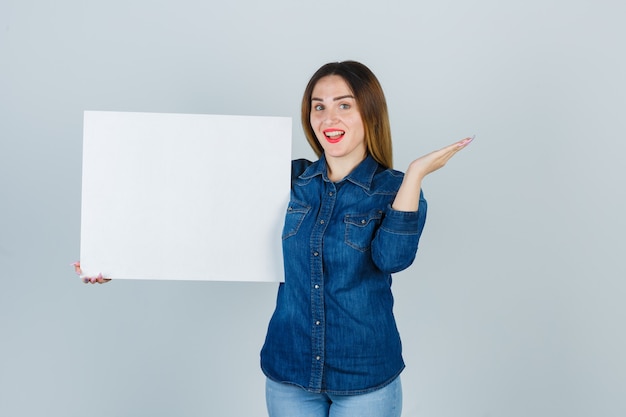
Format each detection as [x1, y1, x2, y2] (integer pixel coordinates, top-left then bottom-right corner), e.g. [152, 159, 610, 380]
[313, 251, 319, 257]
[361, 219, 366, 224]
[316, 356, 321, 361]
[315, 320, 321, 325]
[329, 192, 333, 196]
[320, 220, 325, 224]
[314, 284, 320, 289]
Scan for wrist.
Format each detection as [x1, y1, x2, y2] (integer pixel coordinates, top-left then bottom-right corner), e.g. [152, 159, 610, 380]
[405, 162, 425, 186]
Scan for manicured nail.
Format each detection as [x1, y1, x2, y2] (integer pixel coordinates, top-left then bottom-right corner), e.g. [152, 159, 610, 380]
[458, 135, 475, 147]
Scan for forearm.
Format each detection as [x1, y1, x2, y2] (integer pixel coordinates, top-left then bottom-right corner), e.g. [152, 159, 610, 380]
[391, 163, 424, 212]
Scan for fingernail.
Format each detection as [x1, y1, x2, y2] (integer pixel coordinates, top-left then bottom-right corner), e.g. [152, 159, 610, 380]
[459, 135, 475, 147]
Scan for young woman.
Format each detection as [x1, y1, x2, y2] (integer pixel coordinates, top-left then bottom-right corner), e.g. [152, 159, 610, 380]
[76, 60, 473, 416]
[260, 61, 472, 416]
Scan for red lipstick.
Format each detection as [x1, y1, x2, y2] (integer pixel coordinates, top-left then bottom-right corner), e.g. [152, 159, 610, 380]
[323, 128, 345, 144]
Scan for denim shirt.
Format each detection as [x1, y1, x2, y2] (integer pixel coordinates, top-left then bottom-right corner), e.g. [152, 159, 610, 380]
[260, 154, 427, 395]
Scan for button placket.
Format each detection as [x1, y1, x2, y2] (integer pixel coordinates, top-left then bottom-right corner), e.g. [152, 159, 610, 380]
[307, 180, 336, 390]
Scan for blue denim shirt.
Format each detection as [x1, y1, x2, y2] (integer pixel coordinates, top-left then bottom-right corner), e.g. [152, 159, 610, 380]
[260, 154, 427, 394]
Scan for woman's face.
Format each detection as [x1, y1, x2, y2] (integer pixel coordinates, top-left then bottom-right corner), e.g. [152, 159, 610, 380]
[309, 75, 366, 166]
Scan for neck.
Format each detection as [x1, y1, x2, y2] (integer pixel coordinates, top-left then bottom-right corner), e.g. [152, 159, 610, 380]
[325, 152, 367, 182]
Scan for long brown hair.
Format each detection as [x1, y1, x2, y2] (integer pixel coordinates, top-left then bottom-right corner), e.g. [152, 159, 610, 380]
[301, 61, 393, 169]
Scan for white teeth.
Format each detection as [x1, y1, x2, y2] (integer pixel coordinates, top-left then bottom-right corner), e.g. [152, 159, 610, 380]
[325, 131, 344, 137]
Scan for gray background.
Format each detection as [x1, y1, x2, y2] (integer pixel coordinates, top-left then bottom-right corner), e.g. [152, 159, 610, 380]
[1, 0, 625, 416]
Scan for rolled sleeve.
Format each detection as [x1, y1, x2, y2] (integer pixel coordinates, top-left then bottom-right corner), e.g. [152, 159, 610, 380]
[372, 193, 427, 273]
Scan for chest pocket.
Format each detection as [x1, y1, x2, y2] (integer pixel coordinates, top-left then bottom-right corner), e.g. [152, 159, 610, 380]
[344, 210, 383, 252]
[282, 200, 311, 239]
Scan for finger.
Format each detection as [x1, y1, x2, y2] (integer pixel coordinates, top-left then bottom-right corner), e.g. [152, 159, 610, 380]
[456, 135, 475, 148]
[72, 261, 82, 275]
[432, 137, 472, 167]
[435, 143, 463, 159]
[95, 273, 111, 284]
[435, 143, 464, 161]
[87, 275, 101, 284]
[82, 271, 109, 284]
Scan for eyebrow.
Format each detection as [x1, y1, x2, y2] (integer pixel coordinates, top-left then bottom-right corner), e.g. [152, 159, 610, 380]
[311, 94, 356, 102]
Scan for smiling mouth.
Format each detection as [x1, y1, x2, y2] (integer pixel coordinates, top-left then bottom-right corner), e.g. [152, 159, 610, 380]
[324, 129, 345, 143]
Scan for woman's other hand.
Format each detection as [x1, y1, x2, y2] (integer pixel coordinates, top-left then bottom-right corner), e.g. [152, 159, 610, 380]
[72, 261, 111, 284]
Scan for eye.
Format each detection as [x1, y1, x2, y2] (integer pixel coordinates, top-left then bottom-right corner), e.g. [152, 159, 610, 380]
[339, 103, 351, 110]
[313, 104, 324, 111]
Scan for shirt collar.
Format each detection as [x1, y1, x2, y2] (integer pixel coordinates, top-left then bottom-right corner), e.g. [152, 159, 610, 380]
[299, 153, 379, 191]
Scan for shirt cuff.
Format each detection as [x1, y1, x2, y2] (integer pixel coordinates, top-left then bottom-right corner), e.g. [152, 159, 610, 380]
[381, 204, 424, 234]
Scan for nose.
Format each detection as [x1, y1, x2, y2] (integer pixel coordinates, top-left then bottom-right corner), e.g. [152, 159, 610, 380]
[323, 107, 339, 124]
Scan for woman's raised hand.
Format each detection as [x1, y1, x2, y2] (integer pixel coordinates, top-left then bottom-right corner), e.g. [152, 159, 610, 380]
[407, 136, 474, 179]
[392, 136, 474, 212]
[72, 261, 111, 284]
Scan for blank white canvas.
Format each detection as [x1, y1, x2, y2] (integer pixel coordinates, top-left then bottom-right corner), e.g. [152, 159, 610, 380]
[80, 111, 291, 282]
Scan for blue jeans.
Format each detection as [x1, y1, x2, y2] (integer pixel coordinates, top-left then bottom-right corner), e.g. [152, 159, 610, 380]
[265, 377, 402, 417]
